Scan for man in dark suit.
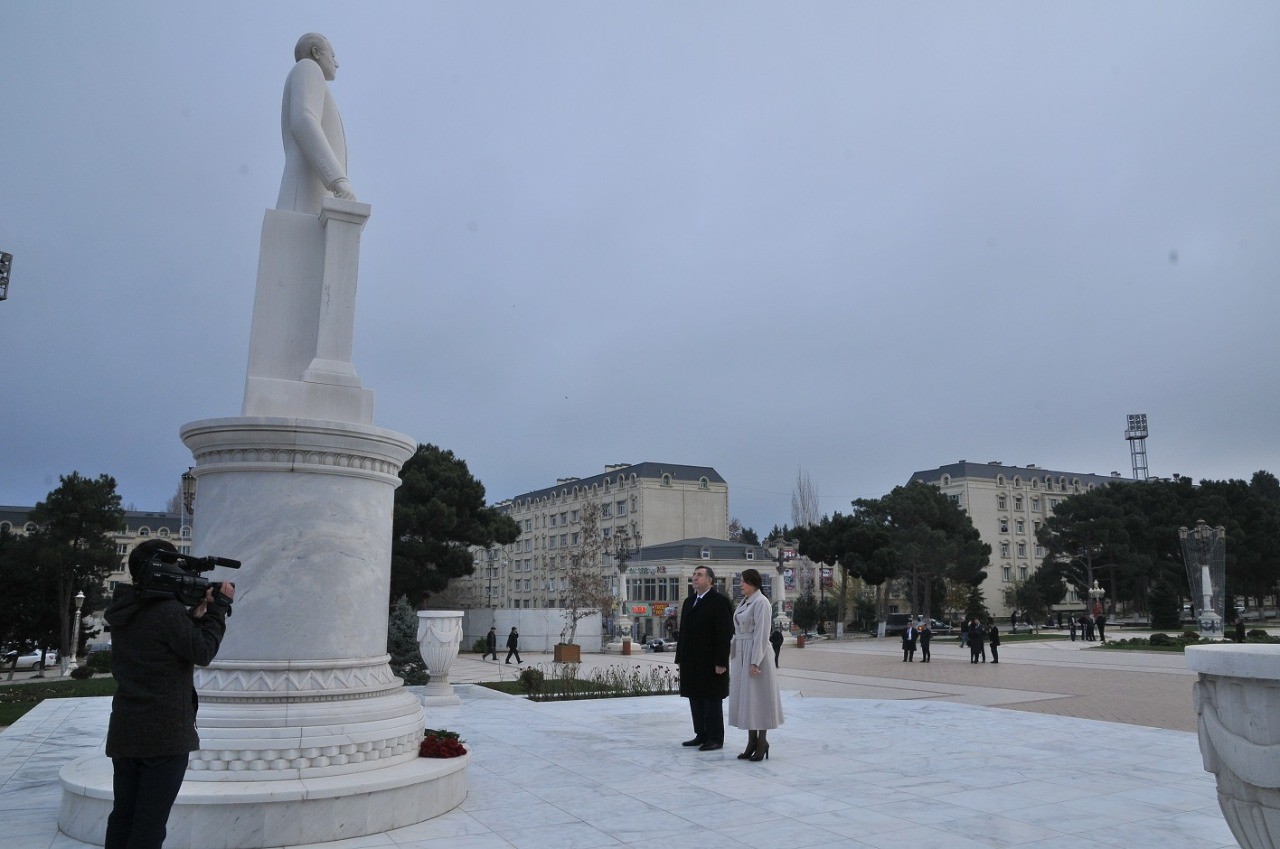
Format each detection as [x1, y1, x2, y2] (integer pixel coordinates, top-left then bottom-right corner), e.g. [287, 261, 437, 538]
[674, 565, 733, 751]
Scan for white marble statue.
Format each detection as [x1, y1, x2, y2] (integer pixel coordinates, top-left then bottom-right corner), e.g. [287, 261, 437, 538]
[276, 33, 356, 215]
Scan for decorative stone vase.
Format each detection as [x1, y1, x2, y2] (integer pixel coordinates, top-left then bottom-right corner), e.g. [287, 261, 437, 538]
[554, 643, 581, 663]
[1186, 644, 1280, 849]
[416, 611, 464, 707]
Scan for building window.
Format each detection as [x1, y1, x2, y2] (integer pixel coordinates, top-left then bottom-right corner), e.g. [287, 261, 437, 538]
[701, 547, 711, 560]
[602, 527, 613, 540]
[996, 494, 1007, 509]
[948, 494, 960, 505]
[571, 510, 580, 523]
[1013, 476, 1022, 488]
[999, 519, 1009, 533]
[616, 500, 627, 516]
[549, 514, 557, 528]
[138, 527, 151, 537]
[1017, 541, 1027, 557]
[1000, 542, 1010, 558]
[1035, 545, 1045, 558]
[600, 503, 613, 518]
[524, 519, 532, 531]
[699, 477, 709, 489]
[572, 532, 580, 545]
[745, 549, 754, 560]
[1019, 565, 1029, 580]
[1014, 496, 1023, 510]
[996, 475, 1005, 486]
[1031, 497, 1041, 512]
[1015, 519, 1025, 534]
[1031, 478, 1039, 489]
[631, 495, 637, 511]
[560, 534, 567, 547]
[1002, 566, 1012, 582]
[661, 474, 672, 487]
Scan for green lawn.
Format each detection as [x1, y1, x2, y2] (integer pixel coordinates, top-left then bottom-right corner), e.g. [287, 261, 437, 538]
[0, 676, 116, 726]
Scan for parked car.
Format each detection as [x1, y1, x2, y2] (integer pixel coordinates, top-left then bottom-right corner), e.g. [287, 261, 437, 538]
[645, 638, 676, 652]
[3, 648, 59, 670]
[927, 620, 955, 635]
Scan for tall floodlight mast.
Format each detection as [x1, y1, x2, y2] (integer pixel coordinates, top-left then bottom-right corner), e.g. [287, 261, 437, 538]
[1125, 413, 1149, 481]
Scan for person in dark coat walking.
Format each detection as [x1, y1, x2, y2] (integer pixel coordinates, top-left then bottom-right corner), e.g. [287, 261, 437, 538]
[105, 539, 233, 849]
[769, 627, 784, 667]
[482, 626, 498, 660]
[504, 627, 522, 664]
[674, 565, 733, 751]
[1095, 613, 1107, 642]
[1069, 616, 1077, 641]
[919, 620, 932, 663]
[987, 620, 1001, 663]
[901, 620, 918, 662]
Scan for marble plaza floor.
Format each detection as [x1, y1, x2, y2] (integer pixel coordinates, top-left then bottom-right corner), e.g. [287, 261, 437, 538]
[0, 675, 1236, 849]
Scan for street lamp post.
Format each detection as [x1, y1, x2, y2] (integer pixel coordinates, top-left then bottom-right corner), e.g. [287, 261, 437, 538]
[614, 527, 641, 655]
[1088, 581, 1105, 642]
[65, 590, 86, 676]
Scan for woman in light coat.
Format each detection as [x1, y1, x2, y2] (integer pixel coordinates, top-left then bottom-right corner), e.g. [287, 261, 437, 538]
[727, 568, 783, 761]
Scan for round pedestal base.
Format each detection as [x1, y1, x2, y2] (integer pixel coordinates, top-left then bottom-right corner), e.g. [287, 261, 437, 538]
[59, 752, 467, 849]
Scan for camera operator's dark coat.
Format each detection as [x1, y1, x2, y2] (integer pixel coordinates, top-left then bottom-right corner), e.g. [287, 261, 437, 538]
[674, 588, 733, 699]
[104, 588, 227, 758]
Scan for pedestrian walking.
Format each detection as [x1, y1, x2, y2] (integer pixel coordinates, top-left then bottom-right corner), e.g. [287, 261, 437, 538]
[901, 620, 918, 662]
[504, 627, 522, 664]
[482, 626, 497, 660]
[987, 620, 1000, 663]
[919, 620, 932, 663]
[1069, 617, 1077, 642]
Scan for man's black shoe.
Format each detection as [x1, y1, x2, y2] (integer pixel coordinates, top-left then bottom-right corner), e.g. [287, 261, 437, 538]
[682, 738, 705, 747]
[698, 742, 723, 751]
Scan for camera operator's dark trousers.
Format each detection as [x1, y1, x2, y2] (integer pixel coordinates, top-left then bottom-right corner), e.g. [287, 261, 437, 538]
[106, 754, 188, 849]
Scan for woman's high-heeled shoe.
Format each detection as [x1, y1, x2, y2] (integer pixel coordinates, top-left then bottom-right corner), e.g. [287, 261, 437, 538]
[736, 730, 758, 760]
[749, 731, 769, 761]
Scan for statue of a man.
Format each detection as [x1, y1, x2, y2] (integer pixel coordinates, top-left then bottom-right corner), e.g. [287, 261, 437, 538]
[276, 33, 357, 214]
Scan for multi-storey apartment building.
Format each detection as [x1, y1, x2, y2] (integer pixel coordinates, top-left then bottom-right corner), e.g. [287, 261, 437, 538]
[907, 461, 1125, 617]
[449, 462, 729, 612]
[1, 507, 191, 632]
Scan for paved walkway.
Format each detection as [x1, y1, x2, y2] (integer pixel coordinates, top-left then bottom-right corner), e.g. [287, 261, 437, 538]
[0, 636, 1240, 849]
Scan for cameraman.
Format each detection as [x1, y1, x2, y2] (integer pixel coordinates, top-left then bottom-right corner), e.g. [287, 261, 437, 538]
[104, 539, 234, 849]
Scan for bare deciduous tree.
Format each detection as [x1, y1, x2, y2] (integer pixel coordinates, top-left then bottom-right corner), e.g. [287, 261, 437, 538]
[791, 467, 820, 529]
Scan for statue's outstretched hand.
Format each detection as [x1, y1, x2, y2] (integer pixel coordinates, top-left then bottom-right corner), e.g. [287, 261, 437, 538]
[331, 177, 357, 201]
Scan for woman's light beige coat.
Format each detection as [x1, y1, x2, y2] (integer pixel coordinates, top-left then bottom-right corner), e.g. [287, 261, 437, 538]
[727, 591, 784, 731]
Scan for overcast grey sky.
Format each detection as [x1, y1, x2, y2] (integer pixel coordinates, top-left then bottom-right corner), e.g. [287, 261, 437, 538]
[3, 2, 1278, 533]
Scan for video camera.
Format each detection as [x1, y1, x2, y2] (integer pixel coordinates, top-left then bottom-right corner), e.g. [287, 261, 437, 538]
[134, 549, 240, 615]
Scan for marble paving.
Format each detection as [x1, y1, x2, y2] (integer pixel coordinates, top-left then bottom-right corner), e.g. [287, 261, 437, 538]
[0, 684, 1235, 849]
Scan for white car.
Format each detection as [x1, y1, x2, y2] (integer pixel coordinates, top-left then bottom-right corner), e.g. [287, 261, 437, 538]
[4, 649, 59, 670]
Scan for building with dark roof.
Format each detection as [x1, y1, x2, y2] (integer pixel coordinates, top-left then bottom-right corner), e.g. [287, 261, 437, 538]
[908, 461, 1126, 617]
[449, 462, 729, 617]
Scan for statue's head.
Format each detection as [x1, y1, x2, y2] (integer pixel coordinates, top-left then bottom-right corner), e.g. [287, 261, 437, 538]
[294, 33, 338, 81]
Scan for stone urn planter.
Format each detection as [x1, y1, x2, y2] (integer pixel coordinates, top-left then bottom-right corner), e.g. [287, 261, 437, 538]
[1186, 643, 1280, 849]
[416, 610, 464, 707]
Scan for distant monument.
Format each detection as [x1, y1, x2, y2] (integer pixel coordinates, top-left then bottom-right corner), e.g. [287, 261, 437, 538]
[59, 36, 465, 849]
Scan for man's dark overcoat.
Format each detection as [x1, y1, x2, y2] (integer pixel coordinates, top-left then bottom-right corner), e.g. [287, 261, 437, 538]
[674, 588, 733, 700]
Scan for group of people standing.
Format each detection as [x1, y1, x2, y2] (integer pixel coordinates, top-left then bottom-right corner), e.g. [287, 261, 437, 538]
[898, 621, 934, 662]
[959, 619, 1001, 663]
[675, 566, 782, 762]
[1067, 614, 1106, 642]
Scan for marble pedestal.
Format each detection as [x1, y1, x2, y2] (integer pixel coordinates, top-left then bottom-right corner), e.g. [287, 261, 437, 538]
[58, 417, 467, 848]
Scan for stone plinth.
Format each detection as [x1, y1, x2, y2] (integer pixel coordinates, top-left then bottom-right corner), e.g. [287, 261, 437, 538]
[1187, 644, 1280, 849]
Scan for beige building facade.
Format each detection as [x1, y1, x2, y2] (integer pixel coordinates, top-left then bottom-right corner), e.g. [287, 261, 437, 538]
[907, 461, 1125, 618]
[447, 462, 729, 614]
